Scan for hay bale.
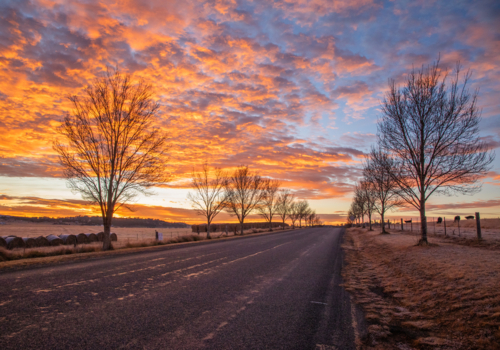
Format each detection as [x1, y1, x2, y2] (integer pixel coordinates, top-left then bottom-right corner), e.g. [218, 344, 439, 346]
[96, 232, 104, 242]
[0, 236, 6, 249]
[76, 233, 89, 244]
[59, 234, 77, 246]
[3, 236, 25, 250]
[22, 237, 36, 248]
[46, 235, 63, 246]
[85, 233, 98, 242]
[35, 236, 50, 247]
[110, 232, 117, 241]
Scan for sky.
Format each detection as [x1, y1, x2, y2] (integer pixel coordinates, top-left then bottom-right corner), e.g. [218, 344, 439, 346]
[0, 0, 499, 225]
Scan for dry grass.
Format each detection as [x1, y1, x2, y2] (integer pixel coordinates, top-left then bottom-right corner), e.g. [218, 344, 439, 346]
[342, 227, 500, 349]
[0, 225, 288, 264]
[0, 245, 101, 261]
[392, 218, 500, 243]
[0, 222, 193, 240]
[0, 222, 284, 242]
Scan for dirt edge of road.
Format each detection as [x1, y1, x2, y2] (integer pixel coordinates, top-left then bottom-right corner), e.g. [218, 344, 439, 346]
[341, 227, 500, 350]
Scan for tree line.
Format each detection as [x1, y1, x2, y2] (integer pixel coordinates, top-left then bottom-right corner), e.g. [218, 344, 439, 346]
[348, 59, 494, 244]
[188, 163, 322, 239]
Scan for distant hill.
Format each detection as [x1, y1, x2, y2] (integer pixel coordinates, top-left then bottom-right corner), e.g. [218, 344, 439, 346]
[0, 215, 188, 228]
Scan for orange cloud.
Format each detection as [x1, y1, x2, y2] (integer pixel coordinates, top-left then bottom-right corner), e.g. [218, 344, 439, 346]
[0, 0, 499, 221]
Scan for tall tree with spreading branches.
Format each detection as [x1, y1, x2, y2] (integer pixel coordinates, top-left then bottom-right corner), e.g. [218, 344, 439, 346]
[296, 200, 310, 228]
[352, 190, 366, 226]
[288, 201, 300, 228]
[187, 163, 228, 239]
[355, 181, 377, 231]
[258, 180, 281, 231]
[54, 69, 169, 250]
[364, 148, 404, 233]
[276, 189, 294, 229]
[377, 60, 494, 244]
[225, 166, 266, 235]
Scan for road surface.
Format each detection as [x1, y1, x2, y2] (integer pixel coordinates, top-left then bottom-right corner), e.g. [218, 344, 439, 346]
[0, 227, 363, 349]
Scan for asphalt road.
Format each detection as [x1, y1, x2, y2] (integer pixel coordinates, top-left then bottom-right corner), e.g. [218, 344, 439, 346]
[0, 227, 362, 350]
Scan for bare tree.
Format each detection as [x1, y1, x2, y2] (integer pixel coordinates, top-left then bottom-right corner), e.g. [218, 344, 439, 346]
[377, 60, 494, 244]
[297, 200, 310, 228]
[288, 201, 300, 228]
[346, 207, 356, 226]
[225, 166, 266, 235]
[364, 148, 404, 233]
[276, 189, 294, 229]
[258, 180, 281, 230]
[313, 214, 322, 226]
[355, 181, 377, 231]
[187, 163, 228, 239]
[54, 69, 169, 250]
[306, 210, 317, 227]
[352, 190, 366, 226]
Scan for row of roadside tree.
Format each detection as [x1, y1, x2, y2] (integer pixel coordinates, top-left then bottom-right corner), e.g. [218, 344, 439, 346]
[188, 164, 322, 238]
[347, 59, 494, 244]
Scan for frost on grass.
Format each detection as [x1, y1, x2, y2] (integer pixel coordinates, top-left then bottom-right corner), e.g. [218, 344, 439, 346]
[342, 227, 500, 349]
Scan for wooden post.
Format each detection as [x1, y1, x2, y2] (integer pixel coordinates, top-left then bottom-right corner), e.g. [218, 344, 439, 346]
[411, 220, 412, 233]
[401, 218, 403, 231]
[433, 217, 435, 235]
[475, 212, 482, 240]
[444, 217, 447, 236]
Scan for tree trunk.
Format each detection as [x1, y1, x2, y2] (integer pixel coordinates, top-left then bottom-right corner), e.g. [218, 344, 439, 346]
[368, 212, 373, 231]
[381, 212, 386, 234]
[207, 222, 211, 239]
[102, 216, 112, 251]
[240, 221, 244, 235]
[419, 202, 428, 244]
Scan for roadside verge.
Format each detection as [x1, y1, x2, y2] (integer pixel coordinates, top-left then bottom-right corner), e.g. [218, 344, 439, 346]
[342, 227, 500, 349]
[0, 227, 300, 271]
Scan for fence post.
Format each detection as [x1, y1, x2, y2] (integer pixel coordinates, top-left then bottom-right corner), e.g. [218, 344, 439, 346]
[475, 212, 482, 240]
[401, 218, 403, 231]
[444, 217, 447, 236]
[411, 220, 412, 233]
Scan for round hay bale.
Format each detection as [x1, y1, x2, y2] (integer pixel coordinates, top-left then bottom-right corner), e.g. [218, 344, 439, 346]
[110, 232, 117, 242]
[85, 233, 98, 243]
[95, 232, 104, 242]
[59, 234, 77, 246]
[22, 237, 36, 248]
[3, 236, 25, 250]
[0, 236, 6, 249]
[76, 233, 89, 244]
[35, 236, 50, 247]
[46, 235, 63, 246]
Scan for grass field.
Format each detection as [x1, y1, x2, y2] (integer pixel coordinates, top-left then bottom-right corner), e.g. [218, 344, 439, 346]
[342, 226, 500, 349]
[370, 218, 500, 242]
[0, 222, 193, 241]
[0, 222, 279, 258]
